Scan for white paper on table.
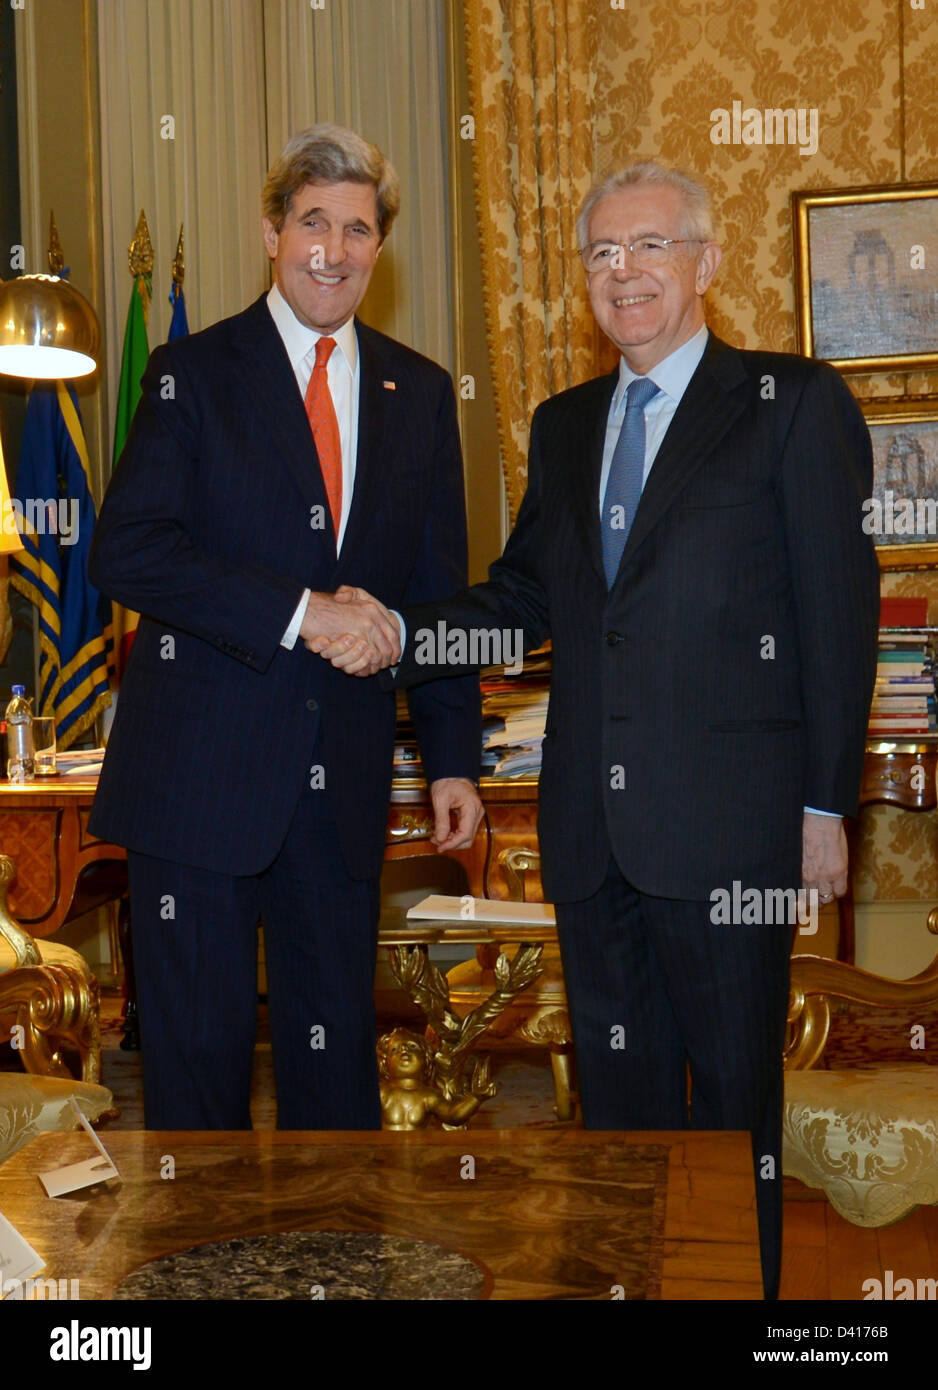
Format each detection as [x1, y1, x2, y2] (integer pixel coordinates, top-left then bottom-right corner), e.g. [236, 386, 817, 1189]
[38, 1098, 120, 1198]
[406, 893, 556, 926]
[0, 1212, 45, 1295]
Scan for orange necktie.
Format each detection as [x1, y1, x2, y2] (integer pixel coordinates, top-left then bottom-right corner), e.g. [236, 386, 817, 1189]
[304, 336, 342, 540]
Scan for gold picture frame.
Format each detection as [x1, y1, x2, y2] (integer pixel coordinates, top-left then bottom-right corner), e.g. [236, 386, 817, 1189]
[792, 182, 938, 374]
[862, 399, 938, 570]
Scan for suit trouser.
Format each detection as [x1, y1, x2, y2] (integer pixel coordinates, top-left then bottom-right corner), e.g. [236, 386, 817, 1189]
[556, 855, 793, 1301]
[126, 774, 382, 1131]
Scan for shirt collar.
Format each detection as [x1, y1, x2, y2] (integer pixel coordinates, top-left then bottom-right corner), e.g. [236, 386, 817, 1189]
[266, 281, 359, 377]
[613, 322, 709, 413]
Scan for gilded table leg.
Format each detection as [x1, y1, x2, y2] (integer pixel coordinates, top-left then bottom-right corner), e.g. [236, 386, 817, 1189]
[549, 1045, 576, 1122]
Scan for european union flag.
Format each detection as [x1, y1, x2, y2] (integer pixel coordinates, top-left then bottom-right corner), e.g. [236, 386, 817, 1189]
[9, 382, 111, 749]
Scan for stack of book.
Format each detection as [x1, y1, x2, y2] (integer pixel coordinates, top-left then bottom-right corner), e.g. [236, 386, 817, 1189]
[870, 597, 937, 737]
[481, 649, 551, 779]
[390, 649, 553, 780]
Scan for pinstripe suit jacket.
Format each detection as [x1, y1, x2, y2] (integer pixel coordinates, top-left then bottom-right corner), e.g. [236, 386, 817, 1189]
[89, 294, 480, 878]
[391, 332, 880, 903]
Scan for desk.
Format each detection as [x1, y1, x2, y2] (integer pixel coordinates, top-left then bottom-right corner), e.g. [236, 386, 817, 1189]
[0, 779, 125, 939]
[0, 746, 930, 1028]
[0, 774, 539, 933]
[0, 1127, 763, 1299]
[386, 775, 540, 899]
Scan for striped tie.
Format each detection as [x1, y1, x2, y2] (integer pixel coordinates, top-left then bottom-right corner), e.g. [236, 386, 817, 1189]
[304, 336, 342, 540]
[601, 376, 659, 587]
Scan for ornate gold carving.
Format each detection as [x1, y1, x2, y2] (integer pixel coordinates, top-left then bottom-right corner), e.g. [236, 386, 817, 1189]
[377, 1027, 494, 1130]
[380, 941, 543, 1128]
[517, 1007, 572, 1046]
[0, 963, 99, 1083]
[497, 845, 541, 901]
[786, 929, 938, 1071]
[0, 856, 42, 967]
[47, 211, 64, 276]
[128, 209, 154, 278]
[0, 854, 101, 1082]
[387, 812, 435, 841]
[172, 224, 185, 288]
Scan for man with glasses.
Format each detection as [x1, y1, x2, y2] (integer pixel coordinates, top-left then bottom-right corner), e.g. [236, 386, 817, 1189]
[90, 124, 483, 1132]
[324, 162, 879, 1298]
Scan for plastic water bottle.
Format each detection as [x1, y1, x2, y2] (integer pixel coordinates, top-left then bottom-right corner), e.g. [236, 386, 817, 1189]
[5, 685, 35, 783]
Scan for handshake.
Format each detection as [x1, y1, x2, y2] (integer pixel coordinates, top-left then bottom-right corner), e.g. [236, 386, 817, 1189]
[299, 585, 402, 678]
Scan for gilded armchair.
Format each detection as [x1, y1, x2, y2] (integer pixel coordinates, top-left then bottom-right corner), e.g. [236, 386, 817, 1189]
[0, 855, 101, 1083]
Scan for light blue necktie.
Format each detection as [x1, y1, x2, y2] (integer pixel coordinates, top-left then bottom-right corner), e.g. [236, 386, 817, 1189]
[601, 376, 659, 587]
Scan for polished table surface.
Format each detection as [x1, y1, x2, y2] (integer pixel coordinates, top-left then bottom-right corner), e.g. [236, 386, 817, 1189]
[0, 1127, 763, 1300]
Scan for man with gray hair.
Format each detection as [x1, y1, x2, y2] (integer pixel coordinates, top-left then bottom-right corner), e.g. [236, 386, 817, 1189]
[334, 160, 879, 1298]
[90, 124, 483, 1132]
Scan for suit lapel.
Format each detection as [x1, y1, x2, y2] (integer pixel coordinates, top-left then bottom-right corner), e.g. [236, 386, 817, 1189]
[570, 371, 618, 585]
[230, 295, 333, 543]
[614, 334, 748, 584]
[333, 320, 394, 581]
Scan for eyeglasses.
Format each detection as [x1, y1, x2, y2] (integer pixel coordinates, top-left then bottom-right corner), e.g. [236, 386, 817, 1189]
[580, 237, 703, 272]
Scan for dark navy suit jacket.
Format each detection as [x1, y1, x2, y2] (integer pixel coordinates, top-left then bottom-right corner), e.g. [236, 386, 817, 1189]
[391, 333, 880, 903]
[89, 294, 480, 879]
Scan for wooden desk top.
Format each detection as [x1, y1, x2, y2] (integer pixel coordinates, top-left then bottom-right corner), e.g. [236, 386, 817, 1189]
[0, 775, 539, 807]
[0, 1127, 762, 1300]
[0, 777, 101, 807]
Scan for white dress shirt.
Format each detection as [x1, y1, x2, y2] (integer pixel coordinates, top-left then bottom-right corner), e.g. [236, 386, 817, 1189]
[266, 283, 405, 656]
[600, 323, 836, 820]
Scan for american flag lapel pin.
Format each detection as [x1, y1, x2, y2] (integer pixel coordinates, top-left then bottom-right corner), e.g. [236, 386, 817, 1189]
[383, 380, 396, 390]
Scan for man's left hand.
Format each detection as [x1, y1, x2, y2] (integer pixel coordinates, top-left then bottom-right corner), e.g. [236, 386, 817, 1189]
[429, 777, 484, 852]
[802, 811, 848, 905]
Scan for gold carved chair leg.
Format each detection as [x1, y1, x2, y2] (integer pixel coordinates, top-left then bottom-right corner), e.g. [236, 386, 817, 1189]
[0, 855, 101, 1084]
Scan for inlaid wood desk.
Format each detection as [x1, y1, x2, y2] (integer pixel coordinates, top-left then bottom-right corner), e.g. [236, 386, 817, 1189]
[1, 1127, 763, 1300]
[0, 743, 932, 1010]
[0, 774, 540, 937]
[0, 778, 125, 940]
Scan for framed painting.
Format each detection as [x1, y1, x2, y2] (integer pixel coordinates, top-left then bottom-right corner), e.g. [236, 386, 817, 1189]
[862, 400, 938, 569]
[792, 183, 938, 374]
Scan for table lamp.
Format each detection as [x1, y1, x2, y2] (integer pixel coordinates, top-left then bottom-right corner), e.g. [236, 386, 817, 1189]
[0, 271, 100, 552]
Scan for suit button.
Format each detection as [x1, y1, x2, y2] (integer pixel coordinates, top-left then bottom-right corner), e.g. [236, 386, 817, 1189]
[606, 631, 623, 645]
[306, 699, 319, 712]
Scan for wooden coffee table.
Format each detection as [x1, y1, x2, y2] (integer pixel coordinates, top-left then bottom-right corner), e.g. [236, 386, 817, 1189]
[0, 1128, 762, 1299]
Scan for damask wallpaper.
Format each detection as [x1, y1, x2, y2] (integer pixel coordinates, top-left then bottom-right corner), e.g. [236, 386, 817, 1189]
[591, 0, 936, 398]
[466, 0, 938, 909]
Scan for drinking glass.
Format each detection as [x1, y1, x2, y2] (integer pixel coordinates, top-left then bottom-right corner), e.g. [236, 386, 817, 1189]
[33, 717, 57, 776]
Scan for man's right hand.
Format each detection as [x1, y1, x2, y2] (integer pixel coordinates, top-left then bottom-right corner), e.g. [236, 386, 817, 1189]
[299, 589, 401, 677]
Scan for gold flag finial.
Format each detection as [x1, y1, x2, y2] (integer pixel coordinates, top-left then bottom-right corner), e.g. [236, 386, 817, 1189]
[172, 224, 185, 289]
[128, 209, 154, 279]
[47, 211, 64, 276]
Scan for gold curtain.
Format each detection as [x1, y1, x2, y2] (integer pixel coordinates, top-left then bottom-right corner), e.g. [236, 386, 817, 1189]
[464, 0, 597, 521]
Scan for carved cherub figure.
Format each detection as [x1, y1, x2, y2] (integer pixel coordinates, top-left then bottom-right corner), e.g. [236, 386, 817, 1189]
[377, 1027, 494, 1130]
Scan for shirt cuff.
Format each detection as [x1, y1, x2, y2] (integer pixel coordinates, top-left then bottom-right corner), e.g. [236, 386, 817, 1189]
[281, 589, 310, 650]
[388, 609, 405, 675]
[804, 806, 841, 818]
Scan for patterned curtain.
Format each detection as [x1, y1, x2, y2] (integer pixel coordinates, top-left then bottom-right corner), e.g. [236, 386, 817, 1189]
[465, 0, 598, 520]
